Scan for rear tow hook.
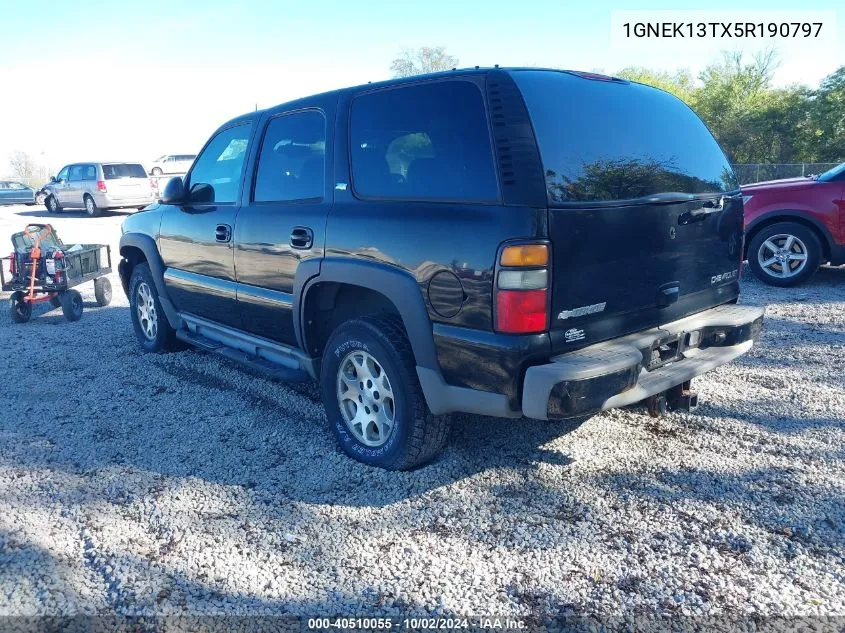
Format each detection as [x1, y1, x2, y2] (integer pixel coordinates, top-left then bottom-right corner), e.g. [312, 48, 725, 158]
[646, 393, 668, 418]
[646, 381, 698, 418]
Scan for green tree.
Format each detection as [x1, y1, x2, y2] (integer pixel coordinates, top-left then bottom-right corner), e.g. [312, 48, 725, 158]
[390, 46, 458, 78]
[616, 67, 696, 104]
[803, 66, 845, 162]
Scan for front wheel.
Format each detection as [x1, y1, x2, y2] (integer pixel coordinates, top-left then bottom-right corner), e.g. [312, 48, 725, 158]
[46, 195, 60, 213]
[129, 263, 178, 352]
[59, 289, 83, 321]
[747, 222, 821, 287]
[320, 315, 450, 470]
[151, 167, 163, 176]
[8, 291, 32, 323]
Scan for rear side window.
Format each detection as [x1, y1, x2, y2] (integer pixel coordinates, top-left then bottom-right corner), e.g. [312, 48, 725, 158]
[254, 110, 325, 202]
[350, 80, 497, 202]
[187, 124, 251, 204]
[512, 70, 739, 204]
[103, 163, 147, 179]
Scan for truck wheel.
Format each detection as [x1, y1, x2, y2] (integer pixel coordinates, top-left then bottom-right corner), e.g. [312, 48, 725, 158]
[59, 289, 83, 321]
[9, 291, 32, 323]
[320, 315, 451, 470]
[747, 222, 821, 287]
[129, 263, 178, 352]
[84, 195, 100, 217]
[94, 277, 112, 306]
[46, 195, 60, 213]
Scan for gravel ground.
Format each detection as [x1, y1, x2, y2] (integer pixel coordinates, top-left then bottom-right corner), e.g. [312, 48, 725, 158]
[0, 204, 843, 619]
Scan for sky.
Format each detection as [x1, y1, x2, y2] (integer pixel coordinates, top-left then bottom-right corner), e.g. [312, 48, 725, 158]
[1, 0, 843, 176]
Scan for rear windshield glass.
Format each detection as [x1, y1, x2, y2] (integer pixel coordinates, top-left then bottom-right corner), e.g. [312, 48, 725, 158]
[102, 164, 147, 179]
[512, 70, 738, 204]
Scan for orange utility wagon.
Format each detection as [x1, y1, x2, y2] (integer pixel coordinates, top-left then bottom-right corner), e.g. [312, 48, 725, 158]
[2, 224, 112, 323]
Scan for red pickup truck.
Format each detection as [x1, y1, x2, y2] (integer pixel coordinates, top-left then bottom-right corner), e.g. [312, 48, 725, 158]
[743, 162, 845, 286]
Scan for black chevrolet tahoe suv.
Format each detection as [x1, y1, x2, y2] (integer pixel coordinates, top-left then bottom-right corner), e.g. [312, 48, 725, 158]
[119, 68, 764, 470]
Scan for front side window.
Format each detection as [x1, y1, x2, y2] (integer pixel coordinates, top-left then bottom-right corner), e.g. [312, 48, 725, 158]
[350, 80, 497, 202]
[9, 182, 24, 190]
[254, 110, 325, 203]
[512, 70, 738, 204]
[56, 167, 69, 182]
[188, 124, 251, 204]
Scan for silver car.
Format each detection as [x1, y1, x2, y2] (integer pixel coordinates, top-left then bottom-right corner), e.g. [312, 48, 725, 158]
[45, 162, 155, 217]
[148, 154, 196, 176]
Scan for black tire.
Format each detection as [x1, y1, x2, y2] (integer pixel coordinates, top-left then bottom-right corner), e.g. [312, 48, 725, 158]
[320, 315, 451, 470]
[747, 222, 822, 287]
[46, 195, 60, 213]
[129, 262, 178, 352]
[8, 291, 32, 323]
[59, 289, 83, 321]
[49, 294, 61, 308]
[152, 167, 163, 176]
[94, 277, 112, 306]
[83, 195, 100, 217]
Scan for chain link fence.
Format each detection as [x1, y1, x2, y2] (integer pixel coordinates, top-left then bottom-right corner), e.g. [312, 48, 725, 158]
[732, 163, 839, 185]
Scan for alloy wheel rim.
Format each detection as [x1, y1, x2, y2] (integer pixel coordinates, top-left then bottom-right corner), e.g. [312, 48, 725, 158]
[135, 282, 158, 340]
[48, 197, 56, 211]
[336, 350, 396, 448]
[758, 234, 808, 279]
[86, 198, 94, 214]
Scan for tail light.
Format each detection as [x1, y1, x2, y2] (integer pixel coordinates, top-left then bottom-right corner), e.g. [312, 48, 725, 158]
[97, 180, 107, 193]
[494, 243, 550, 334]
[8, 252, 15, 276]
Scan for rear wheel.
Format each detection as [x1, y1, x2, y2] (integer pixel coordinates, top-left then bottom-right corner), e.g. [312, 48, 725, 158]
[129, 263, 178, 352]
[59, 289, 83, 321]
[8, 291, 32, 323]
[84, 195, 100, 217]
[46, 195, 60, 213]
[94, 277, 112, 306]
[320, 315, 451, 470]
[748, 222, 821, 287]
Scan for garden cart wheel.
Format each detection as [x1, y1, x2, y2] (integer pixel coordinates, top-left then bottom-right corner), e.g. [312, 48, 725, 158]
[9, 291, 32, 323]
[59, 289, 84, 322]
[94, 277, 112, 306]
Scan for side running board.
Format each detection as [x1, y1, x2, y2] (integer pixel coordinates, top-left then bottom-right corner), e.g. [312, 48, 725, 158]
[176, 314, 312, 383]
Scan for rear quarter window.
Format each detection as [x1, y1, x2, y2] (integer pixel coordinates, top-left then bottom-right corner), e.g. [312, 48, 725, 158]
[512, 70, 738, 204]
[350, 80, 498, 202]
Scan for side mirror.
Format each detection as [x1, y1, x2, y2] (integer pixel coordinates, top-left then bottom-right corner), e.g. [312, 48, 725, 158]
[50, 176, 57, 183]
[160, 176, 185, 204]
